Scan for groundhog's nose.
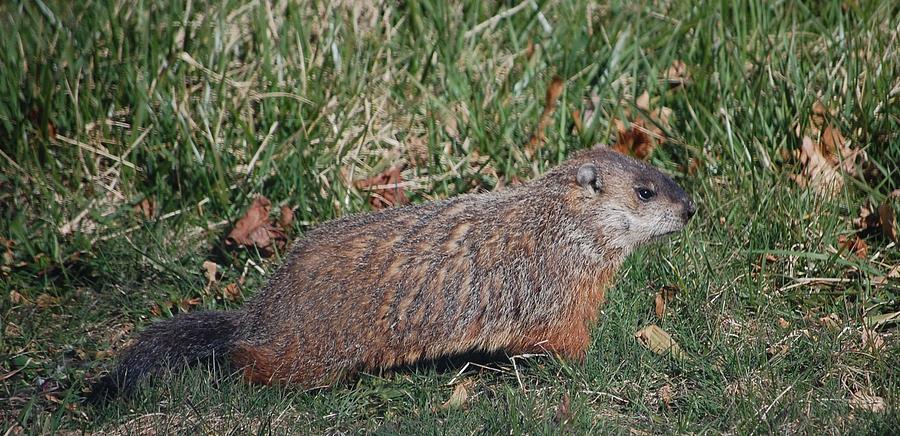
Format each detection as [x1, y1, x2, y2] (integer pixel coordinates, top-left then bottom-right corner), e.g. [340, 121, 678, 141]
[682, 199, 696, 222]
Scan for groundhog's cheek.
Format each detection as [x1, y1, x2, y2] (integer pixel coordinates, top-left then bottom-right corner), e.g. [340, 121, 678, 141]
[596, 209, 630, 233]
[662, 209, 686, 232]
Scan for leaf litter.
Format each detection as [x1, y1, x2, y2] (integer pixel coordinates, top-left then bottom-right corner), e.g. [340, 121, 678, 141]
[354, 166, 410, 210]
[225, 196, 289, 257]
[634, 324, 689, 361]
[790, 102, 868, 198]
[440, 378, 475, 410]
[654, 285, 678, 319]
[610, 91, 673, 160]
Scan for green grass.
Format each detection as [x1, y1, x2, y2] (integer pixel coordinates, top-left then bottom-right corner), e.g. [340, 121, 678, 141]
[2, 0, 899, 433]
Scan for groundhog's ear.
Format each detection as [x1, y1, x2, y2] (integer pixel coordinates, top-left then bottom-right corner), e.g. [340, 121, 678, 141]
[576, 163, 602, 193]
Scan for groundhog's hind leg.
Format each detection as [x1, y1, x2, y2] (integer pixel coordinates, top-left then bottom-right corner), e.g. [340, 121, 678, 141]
[230, 339, 330, 387]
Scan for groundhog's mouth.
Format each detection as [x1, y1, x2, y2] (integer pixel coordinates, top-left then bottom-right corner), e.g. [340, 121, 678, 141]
[648, 228, 683, 243]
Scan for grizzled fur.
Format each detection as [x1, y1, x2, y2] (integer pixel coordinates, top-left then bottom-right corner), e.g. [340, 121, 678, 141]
[90, 146, 694, 401]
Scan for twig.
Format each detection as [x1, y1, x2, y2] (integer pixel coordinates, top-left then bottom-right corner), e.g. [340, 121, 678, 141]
[507, 353, 544, 392]
[779, 277, 855, 292]
[464, 1, 531, 39]
[509, 355, 526, 392]
[448, 361, 508, 386]
[251, 92, 312, 104]
[0, 147, 25, 174]
[581, 390, 630, 404]
[529, 1, 553, 33]
[54, 135, 141, 171]
[246, 258, 266, 275]
[105, 126, 154, 192]
[179, 52, 253, 89]
[757, 384, 794, 423]
[59, 199, 96, 236]
[448, 362, 473, 386]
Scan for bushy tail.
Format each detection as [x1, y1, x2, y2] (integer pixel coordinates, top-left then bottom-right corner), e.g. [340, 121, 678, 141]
[88, 310, 241, 404]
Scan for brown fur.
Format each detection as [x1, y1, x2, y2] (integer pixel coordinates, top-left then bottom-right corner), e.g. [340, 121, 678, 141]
[93, 146, 695, 399]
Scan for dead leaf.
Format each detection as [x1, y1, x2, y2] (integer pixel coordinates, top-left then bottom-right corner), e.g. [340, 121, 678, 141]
[525, 76, 565, 158]
[819, 313, 841, 330]
[9, 290, 30, 305]
[889, 265, 900, 278]
[177, 297, 201, 312]
[849, 391, 885, 413]
[406, 136, 430, 167]
[855, 201, 897, 242]
[855, 204, 880, 236]
[872, 264, 900, 286]
[637, 91, 653, 111]
[809, 101, 829, 134]
[105, 323, 134, 346]
[441, 379, 474, 410]
[658, 384, 674, 410]
[820, 125, 846, 152]
[777, 318, 791, 329]
[654, 285, 678, 319]
[554, 393, 572, 424]
[94, 350, 113, 360]
[791, 136, 848, 196]
[202, 261, 219, 287]
[634, 325, 688, 360]
[866, 310, 900, 329]
[35, 293, 59, 309]
[5, 322, 21, 338]
[877, 202, 897, 242]
[611, 91, 672, 160]
[753, 253, 778, 273]
[1, 236, 14, 266]
[860, 327, 885, 352]
[571, 109, 584, 134]
[279, 205, 294, 230]
[225, 196, 287, 256]
[227, 196, 271, 244]
[837, 234, 868, 258]
[663, 60, 690, 88]
[678, 157, 700, 176]
[222, 283, 242, 301]
[791, 104, 867, 197]
[578, 91, 601, 131]
[766, 342, 789, 357]
[441, 112, 460, 142]
[134, 198, 157, 219]
[354, 166, 409, 210]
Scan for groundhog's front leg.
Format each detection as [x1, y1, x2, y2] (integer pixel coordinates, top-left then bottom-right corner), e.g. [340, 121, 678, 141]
[512, 324, 591, 363]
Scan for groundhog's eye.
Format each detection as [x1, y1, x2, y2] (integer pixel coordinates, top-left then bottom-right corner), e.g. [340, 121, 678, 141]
[636, 188, 656, 202]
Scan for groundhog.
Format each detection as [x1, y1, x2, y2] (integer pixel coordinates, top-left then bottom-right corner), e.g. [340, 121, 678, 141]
[90, 145, 695, 401]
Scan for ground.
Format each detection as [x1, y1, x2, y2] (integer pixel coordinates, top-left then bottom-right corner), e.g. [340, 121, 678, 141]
[1, 0, 899, 434]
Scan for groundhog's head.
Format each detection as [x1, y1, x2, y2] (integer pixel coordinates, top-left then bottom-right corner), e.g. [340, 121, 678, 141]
[563, 147, 695, 252]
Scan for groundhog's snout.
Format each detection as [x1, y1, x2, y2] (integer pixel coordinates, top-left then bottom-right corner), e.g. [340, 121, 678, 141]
[681, 199, 696, 223]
